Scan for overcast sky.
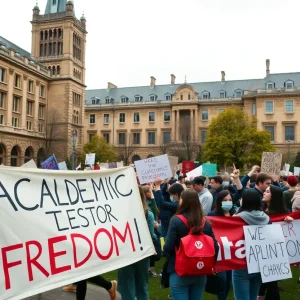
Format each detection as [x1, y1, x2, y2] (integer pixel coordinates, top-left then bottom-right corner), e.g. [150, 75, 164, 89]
[1, 0, 300, 89]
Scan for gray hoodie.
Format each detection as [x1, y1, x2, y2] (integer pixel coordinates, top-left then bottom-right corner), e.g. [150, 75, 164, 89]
[235, 210, 270, 225]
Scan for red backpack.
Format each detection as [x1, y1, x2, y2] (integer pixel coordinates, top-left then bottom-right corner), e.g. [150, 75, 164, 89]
[175, 214, 216, 277]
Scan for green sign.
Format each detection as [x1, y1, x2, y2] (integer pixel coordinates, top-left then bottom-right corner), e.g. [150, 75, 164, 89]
[202, 163, 217, 177]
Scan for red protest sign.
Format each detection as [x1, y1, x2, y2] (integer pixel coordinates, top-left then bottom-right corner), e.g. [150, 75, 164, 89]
[182, 161, 195, 174]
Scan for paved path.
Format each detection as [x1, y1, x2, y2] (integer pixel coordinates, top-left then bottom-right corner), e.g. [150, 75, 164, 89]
[24, 284, 121, 300]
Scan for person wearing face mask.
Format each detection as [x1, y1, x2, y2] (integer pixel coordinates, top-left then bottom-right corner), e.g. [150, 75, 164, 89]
[208, 190, 235, 300]
[222, 173, 231, 187]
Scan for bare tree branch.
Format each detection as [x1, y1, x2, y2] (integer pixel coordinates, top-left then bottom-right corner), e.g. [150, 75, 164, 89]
[115, 133, 137, 165]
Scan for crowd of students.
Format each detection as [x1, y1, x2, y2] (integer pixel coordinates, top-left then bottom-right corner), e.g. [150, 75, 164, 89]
[62, 164, 300, 300]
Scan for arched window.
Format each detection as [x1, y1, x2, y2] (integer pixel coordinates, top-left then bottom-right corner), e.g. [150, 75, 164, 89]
[44, 43, 47, 56]
[10, 145, 21, 167]
[54, 29, 57, 39]
[219, 91, 226, 98]
[132, 155, 141, 163]
[45, 31, 48, 40]
[40, 44, 43, 57]
[37, 148, 46, 167]
[57, 66, 60, 75]
[49, 29, 53, 39]
[202, 91, 210, 99]
[58, 28, 62, 39]
[0, 143, 6, 165]
[52, 66, 56, 76]
[24, 147, 34, 163]
[40, 31, 44, 41]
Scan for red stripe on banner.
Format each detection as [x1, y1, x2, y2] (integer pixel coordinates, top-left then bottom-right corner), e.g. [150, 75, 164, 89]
[207, 211, 300, 272]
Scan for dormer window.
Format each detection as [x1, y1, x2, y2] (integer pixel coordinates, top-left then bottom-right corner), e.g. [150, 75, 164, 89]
[284, 80, 294, 89]
[235, 90, 243, 98]
[149, 94, 158, 101]
[121, 96, 128, 103]
[202, 91, 210, 99]
[165, 93, 172, 101]
[266, 82, 275, 90]
[52, 0, 57, 5]
[105, 97, 111, 104]
[135, 95, 142, 102]
[219, 91, 226, 98]
[92, 99, 95, 105]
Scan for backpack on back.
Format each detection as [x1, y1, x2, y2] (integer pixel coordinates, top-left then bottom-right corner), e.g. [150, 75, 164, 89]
[175, 214, 216, 276]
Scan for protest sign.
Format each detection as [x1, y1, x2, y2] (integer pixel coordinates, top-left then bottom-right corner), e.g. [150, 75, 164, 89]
[100, 163, 109, 170]
[41, 155, 59, 170]
[0, 167, 154, 300]
[261, 152, 282, 176]
[202, 163, 217, 177]
[168, 156, 179, 175]
[117, 161, 124, 168]
[109, 162, 117, 169]
[294, 167, 300, 176]
[285, 163, 290, 176]
[85, 153, 96, 167]
[182, 161, 195, 174]
[58, 161, 68, 170]
[20, 159, 37, 169]
[186, 165, 203, 179]
[243, 224, 292, 283]
[135, 154, 172, 184]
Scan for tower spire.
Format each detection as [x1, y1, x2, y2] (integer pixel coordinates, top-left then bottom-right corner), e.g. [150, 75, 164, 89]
[44, 0, 74, 14]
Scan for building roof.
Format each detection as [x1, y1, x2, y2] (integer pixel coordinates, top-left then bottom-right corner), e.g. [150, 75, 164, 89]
[85, 72, 300, 104]
[45, 0, 71, 14]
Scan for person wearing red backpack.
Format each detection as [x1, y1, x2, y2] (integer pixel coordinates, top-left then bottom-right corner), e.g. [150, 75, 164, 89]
[163, 189, 219, 300]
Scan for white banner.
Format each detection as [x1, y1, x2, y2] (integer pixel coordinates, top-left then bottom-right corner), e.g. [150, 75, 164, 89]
[0, 167, 154, 300]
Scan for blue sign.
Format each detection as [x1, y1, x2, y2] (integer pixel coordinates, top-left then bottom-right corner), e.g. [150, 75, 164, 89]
[41, 155, 59, 170]
[202, 163, 217, 177]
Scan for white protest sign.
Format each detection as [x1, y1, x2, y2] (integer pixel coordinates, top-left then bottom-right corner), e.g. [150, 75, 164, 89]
[285, 163, 290, 176]
[294, 167, 300, 176]
[85, 153, 96, 166]
[117, 161, 124, 168]
[20, 159, 37, 169]
[0, 167, 154, 300]
[58, 161, 68, 170]
[135, 154, 172, 184]
[186, 165, 203, 179]
[243, 224, 292, 283]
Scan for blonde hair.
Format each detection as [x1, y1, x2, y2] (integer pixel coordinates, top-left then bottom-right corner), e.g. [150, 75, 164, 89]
[138, 185, 149, 214]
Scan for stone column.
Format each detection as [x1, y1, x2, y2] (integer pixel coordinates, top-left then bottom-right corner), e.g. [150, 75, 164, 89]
[34, 81, 40, 131]
[6, 68, 14, 126]
[171, 110, 175, 141]
[190, 109, 194, 140]
[195, 108, 199, 140]
[21, 75, 28, 129]
[176, 110, 180, 141]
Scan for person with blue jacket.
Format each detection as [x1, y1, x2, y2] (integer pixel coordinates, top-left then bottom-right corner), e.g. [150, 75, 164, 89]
[164, 189, 219, 300]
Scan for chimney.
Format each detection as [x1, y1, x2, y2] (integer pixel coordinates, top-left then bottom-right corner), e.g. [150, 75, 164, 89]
[221, 71, 225, 83]
[150, 76, 156, 88]
[107, 82, 117, 89]
[266, 59, 270, 77]
[171, 74, 176, 86]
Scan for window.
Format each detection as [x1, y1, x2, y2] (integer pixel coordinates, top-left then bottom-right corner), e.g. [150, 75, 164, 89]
[201, 131, 207, 143]
[252, 103, 256, 115]
[102, 114, 109, 124]
[218, 108, 225, 113]
[201, 109, 208, 121]
[202, 92, 209, 99]
[0, 115, 3, 125]
[119, 113, 125, 123]
[150, 94, 157, 101]
[285, 100, 294, 113]
[148, 132, 156, 144]
[188, 94, 191, 100]
[72, 112, 79, 124]
[52, 0, 57, 5]
[0, 67, 6, 82]
[88, 133, 95, 142]
[164, 111, 171, 122]
[163, 132, 171, 144]
[235, 90, 243, 97]
[165, 94, 172, 101]
[265, 101, 274, 114]
[38, 123, 44, 133]
[121, 97, 128, 103]
[89, 114, 95, 124]
[219, 91, 226, 98]
[40, 85, 45, 97]
[26, 120, 32, 131]
[180, 94, 183, 100]
[26, 101, 33, 116]
[12, 117, 19, 128]
[135, 96, 142, 102]
[38, 104, 45, 119]
[28, 80, 34, 93]
[266, 82, 274, 89]
[133, 132, 140, 144]
[285, 81, 294, 89]
[134, 112, 140, 123]
[149, 112, 155, 122]
[13, 96, 20, 112]
[103, 133, 110, 144]
[14, 74, 21, 88]
[265, 126, 275, 142]
[105, 97, 110, 104]
[0, 92, 5, 108]
[92, 99, 96, 105]
[118, 133, 126, 145]
[285, 126, 295, 141]
[73, 92, 81, 106]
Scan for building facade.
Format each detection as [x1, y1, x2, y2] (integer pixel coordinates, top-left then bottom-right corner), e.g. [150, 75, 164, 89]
[85, 62, 300, 163]
[0, 0, 86, 166]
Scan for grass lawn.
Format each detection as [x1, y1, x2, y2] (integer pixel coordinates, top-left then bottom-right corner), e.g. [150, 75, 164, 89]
[103, 259, 300, 300]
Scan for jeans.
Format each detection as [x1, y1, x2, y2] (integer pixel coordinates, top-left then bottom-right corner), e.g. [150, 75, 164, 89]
[259, 282, 280, 300]
[118, 257, 149, 300]
[217, 271, 232, 300]
[232, 269, 262, 300]
[170, 272, 207, 300]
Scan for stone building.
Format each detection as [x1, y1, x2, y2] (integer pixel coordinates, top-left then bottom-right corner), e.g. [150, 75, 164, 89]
[0, 0, 86, 166]
[85, 61, 300, 163]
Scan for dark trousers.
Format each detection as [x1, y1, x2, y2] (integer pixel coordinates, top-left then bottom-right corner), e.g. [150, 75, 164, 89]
[76, 276, 112, 300]
[259, 282, 280, 300]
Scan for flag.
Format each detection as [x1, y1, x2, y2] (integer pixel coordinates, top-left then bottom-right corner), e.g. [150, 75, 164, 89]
[41, 155, 59, 170]
[76, 163, 81, 170]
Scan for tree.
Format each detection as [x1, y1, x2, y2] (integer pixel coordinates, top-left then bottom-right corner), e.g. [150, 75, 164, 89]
[294, 151, 300, 167]
[157, 133, 169, 154]
[168, 119, 201, 162]
[202, 106, 275, 169]
[115, 133, 137, 166]
[82, 134, 118, 164]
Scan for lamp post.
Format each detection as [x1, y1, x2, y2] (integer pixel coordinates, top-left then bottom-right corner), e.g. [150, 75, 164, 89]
[287, 140, 291, 164]
[71, 130, 78, 170]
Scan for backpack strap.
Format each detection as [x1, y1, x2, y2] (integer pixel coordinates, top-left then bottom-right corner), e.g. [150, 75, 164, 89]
[177, 214, 207, 230]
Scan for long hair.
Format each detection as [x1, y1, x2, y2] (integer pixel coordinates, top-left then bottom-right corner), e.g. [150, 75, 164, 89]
[263, 185, 287, 215]
[215, 190, 235, 216]
[176, 189, 204, 235]
[238, 189, 262, 213]
[138, 185, 149, 214]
